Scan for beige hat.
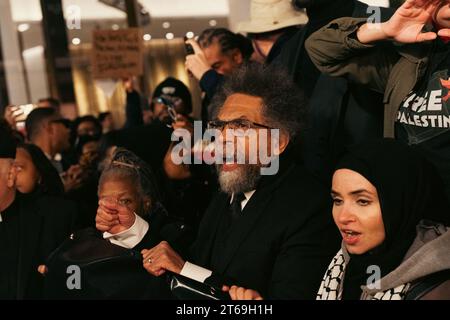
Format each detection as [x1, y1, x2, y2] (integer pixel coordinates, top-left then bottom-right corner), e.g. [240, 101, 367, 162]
[237, 0, 308, 34]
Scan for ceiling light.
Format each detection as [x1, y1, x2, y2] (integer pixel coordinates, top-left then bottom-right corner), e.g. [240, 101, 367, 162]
[18, 23, 30, 32]
[72, 38, 81, 45]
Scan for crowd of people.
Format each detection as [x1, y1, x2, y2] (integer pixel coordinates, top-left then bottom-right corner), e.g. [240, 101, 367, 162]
[0, 0, 449, 300]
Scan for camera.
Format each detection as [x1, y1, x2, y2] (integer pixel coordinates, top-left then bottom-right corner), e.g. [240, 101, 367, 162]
[154, 96, 178, 127]
[184, 36, 194, 55]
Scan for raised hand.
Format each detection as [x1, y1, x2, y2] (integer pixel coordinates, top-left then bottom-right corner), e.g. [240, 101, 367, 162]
[184, 39, 211, 80]
[3, 105, 21, 129]
[357, 0, 445, 44]
[381, 0, 443, 43]
[95, 197, 136, 234]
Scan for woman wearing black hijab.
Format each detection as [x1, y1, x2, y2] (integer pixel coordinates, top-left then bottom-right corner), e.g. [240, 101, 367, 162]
[223, 138, 450, 300]
[316, 139, 450, 300]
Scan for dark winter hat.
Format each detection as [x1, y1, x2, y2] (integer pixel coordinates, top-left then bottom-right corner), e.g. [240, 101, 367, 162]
[152, 77, 192, 114]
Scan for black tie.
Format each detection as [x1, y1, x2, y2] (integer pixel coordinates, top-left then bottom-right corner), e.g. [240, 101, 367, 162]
[231, 193, 246, 221]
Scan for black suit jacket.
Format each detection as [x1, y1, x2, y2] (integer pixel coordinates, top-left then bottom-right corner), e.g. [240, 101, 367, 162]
[189, 159, 340, 299]
[17, 194, 77, 299]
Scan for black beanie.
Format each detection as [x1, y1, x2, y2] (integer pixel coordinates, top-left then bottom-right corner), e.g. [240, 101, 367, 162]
[0, 121, 17, 159]
[152, 77, 192, 115]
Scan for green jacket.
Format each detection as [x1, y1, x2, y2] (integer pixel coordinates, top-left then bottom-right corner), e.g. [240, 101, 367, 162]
[305, 17, 434, 138]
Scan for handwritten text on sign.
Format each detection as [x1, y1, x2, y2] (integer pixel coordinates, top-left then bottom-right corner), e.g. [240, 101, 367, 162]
[92, 28, 143, 79]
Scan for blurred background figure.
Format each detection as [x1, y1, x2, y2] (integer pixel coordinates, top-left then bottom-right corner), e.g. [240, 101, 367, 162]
[150, 77, 193, 126]
[14, 143, 64, 197]
[25, 107, 71, 175]
[186, 28, 253, 122]
[123, 77, 144, 129]
[37, 97, 61, 112]
[73, 115, 102, 139]
[237, 0, 308, 65]
[98, 112, 115, 134]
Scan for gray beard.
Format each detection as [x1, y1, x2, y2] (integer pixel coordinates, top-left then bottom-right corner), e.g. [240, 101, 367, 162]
[217, 164, 261, 195]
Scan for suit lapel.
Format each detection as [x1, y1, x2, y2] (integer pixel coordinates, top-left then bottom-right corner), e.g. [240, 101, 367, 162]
[216, 163, 294, 274]
[195, 193, 229, 266]
[215, 188, 273, 275]
[16, 197, 43, 299]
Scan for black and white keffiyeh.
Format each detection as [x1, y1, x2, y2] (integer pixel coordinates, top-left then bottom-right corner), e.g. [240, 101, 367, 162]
[316, 249, 409, 300]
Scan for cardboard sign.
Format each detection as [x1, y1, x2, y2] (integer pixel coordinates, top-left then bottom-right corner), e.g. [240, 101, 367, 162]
[91, 28, 143, 79]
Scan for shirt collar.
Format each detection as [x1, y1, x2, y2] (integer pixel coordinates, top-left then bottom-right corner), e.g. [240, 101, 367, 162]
[230, 190, 256, 204]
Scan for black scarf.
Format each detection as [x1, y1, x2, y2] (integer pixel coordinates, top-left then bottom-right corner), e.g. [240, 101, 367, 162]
[336, 138, 450, 299]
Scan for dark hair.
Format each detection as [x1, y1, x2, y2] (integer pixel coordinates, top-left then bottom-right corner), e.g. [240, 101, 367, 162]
[198, 28, 254, 60]
[38, 97, 61, 109]
[25, 107, 57, 141]
[209, 63, 307, 139]
[98, 112, 111, 123]
[18, 143, 64, 196]
[99, 148, 162, 216]
[75, 135, 100, 160]
[97, 131, 119, 167]
[74, 115, 102, 138]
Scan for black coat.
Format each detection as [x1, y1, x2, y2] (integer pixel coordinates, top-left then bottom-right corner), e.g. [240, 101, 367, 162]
[15, 194, 77, 299]
[189, 159, 340, 299]
[43, 204, 191, 300]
